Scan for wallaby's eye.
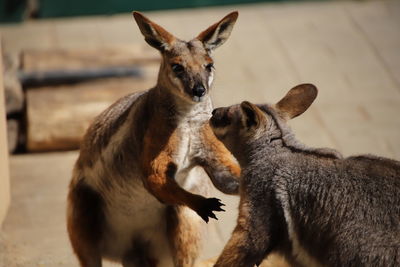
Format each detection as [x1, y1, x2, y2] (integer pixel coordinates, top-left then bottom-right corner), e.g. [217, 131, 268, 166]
[171, 64, 184, 74]
[205, 63, 214, 72]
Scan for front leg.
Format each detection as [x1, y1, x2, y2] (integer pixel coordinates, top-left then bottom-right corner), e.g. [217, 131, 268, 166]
[214, 225, 255, 267]
[215, 199, 270, 267]
[196, 123, 241, 195]
[141, 127, 225, 222]
[142, 156, 224, 222]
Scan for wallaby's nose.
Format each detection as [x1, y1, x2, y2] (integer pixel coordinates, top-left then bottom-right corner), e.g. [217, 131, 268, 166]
[192, 85, 206, 97]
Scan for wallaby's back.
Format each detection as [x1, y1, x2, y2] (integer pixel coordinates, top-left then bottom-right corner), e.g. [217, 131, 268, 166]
[77, 91, 147, 168]
[278, 152, 400, 266]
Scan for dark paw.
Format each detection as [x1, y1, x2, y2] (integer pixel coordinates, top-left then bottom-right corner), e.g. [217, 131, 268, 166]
[196, 198, 225, 223]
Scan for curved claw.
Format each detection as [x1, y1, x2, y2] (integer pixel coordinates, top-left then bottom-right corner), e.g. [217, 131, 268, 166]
[195, 197, 226, 223]
[209, 213, 218, 220]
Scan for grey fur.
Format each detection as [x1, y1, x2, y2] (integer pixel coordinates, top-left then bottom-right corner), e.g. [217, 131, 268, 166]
[211, 84, 400, 267]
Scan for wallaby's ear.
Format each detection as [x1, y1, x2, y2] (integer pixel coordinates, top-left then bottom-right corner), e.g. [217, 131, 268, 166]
[133, 11, 175, 51]
[240, 101, 265, 129]
[196, 11, 238, 52]
[275, 83, 318, 120]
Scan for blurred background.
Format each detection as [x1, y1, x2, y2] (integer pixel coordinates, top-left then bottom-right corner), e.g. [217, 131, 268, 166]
[0, 0, 399, 266]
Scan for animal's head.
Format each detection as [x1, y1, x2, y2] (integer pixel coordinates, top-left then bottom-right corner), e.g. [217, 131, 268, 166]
[133, 11, 238, 103]
[209, 84, 318, 156]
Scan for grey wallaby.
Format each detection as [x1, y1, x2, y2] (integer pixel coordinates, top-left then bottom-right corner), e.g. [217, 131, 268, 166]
[209, 83, 400, 267]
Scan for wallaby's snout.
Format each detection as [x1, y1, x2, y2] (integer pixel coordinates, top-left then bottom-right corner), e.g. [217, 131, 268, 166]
[210, 105, 242, 148]
[210, 107, 232, 129]
[192, 83, 206, 98]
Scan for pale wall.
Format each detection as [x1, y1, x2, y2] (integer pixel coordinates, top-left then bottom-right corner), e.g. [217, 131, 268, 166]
[0, 39, 10, 227]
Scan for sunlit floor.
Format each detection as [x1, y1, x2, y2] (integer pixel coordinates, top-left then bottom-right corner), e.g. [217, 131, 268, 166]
[1, 0, 400, 266]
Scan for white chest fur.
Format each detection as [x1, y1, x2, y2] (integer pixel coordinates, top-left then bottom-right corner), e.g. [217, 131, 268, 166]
[174, 101, 212, 189]
[98, 100, 212, 262]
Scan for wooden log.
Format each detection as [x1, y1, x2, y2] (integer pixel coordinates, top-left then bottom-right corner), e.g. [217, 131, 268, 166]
[21, 45, 160, 72]
[23, 46, 159, 152]
[26, 77, 154, 152]
[19, 65, 143, 87]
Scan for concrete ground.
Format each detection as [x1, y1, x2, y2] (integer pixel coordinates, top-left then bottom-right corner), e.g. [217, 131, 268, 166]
[1, 0, 400, 266]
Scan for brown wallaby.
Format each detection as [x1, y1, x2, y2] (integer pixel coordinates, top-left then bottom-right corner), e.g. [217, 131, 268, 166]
[209, 83, 400, 267]
[67, 11, 241, 267]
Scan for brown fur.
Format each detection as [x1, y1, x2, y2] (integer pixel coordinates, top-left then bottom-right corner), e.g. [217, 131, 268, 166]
[167, 206, 205, 267]
[275, 84, 317, 120]
[198, 123, 241, 186]
[67, 11, 240, 267]
[67, 178, 104, 267]
[214, 196, 252, 265]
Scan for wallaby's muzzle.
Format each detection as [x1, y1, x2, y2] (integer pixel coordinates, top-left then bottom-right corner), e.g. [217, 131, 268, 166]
[193, 84, 206, 97]
[192, 84, 206, 102]
[210, 107, 231, 128]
